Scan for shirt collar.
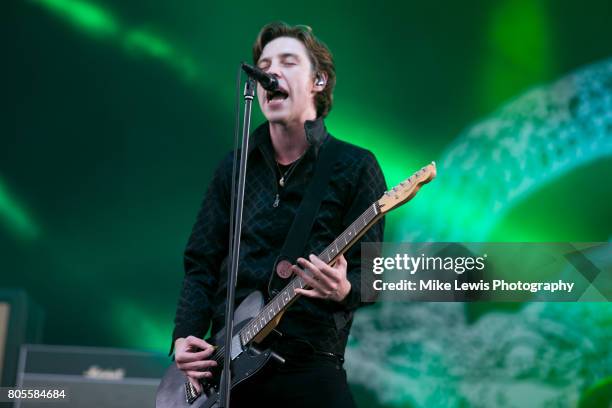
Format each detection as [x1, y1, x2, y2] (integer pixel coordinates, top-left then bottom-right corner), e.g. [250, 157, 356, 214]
[248, 117, 328, 158]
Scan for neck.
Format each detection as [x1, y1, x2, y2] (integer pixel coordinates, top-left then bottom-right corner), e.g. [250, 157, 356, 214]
[268, 118, 314, 165]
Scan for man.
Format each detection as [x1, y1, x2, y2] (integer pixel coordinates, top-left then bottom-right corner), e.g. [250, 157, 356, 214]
[171, 22, 386, 407]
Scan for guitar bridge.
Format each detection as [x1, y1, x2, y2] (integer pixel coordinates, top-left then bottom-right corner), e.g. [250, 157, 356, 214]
[184, 381, 200, 404]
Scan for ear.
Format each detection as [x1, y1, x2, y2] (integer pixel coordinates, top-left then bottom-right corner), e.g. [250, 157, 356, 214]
[313, 72, 328, 92]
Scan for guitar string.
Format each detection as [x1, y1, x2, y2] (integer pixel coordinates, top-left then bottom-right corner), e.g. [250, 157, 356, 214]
[242, 204, 378, 340]
[243, 206, 376, 336]
[239, 203, 379, 343]
[206, 204, 379, 369]
[198, 177, 424, 374]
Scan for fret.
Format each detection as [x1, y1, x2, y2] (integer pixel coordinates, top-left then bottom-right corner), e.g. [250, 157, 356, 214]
[312, 206, 377, 274]
[248, 326, 254, 340]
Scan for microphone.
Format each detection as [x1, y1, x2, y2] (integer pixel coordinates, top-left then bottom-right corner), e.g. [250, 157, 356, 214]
[241, 62, 279, 92]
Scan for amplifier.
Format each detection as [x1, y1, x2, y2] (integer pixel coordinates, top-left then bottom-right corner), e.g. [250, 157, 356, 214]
[15, 344, 170, 408]
[0, 290, 44, 388]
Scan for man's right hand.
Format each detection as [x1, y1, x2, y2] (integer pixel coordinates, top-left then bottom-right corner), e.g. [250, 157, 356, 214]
[174, 336, 218, 394]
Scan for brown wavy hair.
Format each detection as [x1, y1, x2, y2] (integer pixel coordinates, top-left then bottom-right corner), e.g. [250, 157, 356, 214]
[253, 22, 336, 118]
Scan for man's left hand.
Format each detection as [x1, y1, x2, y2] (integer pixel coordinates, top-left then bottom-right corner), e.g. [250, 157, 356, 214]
[293, 254, 350, 302]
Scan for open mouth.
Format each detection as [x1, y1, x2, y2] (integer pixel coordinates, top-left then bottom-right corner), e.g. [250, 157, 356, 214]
[266, 88, 289, 103]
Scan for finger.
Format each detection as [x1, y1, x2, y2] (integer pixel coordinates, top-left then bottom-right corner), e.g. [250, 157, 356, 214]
[187, 376, 202, 394]
[292, 265, 323, 291]
[294, 288, 323, 299]
[336, 254, 347, 269]
[175, 348, 215, 364]
[308, 254, 341, 283]
[177, 359, 218, 371]
[297, 257, 335, 289]
[186, 370, 213, 380]
[185, 336, 214, 351]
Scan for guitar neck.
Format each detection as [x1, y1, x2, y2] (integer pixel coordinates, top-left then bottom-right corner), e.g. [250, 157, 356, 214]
[239, 202, 382, 346]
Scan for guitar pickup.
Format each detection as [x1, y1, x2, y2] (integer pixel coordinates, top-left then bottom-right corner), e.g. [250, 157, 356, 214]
[184, 381, 200, 404]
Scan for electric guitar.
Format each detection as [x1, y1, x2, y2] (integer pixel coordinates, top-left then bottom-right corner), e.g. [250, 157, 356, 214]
[156, 162, 437, 408]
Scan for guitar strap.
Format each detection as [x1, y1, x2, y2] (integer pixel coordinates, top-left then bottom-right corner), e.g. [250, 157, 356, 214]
[267, 135, 342, 299]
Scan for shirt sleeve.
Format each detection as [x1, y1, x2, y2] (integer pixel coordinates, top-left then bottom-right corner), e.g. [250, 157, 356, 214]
[169, 154, 231, 355]
[337, 150, 386, 311]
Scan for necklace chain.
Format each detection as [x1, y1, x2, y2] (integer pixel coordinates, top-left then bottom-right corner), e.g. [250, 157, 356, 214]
[276, 153, 305, 187]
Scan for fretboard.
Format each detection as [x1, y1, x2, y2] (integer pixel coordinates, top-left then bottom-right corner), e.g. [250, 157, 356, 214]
[239, 201, 381, 345]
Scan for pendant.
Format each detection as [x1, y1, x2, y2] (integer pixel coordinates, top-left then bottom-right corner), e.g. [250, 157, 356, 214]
[279, 177, 285, 187]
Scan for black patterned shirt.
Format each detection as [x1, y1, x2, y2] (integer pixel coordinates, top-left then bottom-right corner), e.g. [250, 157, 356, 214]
[171, 117, 386, 356]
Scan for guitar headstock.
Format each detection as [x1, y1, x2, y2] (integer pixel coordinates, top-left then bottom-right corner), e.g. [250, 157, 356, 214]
[377, 162, 437, 214]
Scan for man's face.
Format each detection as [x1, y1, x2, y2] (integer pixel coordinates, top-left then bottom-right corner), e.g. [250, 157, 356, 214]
[256, 36, 319, 124]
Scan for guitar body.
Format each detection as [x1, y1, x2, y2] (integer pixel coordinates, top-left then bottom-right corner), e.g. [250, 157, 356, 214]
[156, 291, 274, 408]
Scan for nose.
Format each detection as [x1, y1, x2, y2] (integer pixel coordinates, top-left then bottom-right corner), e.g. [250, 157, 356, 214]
[266, 61, 282, 79]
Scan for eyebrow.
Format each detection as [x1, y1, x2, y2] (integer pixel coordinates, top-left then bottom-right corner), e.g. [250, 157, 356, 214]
[279, 53, 299, 60]
[258, 53, 301, 64]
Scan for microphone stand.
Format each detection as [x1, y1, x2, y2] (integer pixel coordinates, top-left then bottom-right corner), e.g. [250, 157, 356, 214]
[219, 77, 255, 408]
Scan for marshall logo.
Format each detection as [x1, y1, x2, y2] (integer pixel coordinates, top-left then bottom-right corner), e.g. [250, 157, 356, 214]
[83, 365, 125, 380]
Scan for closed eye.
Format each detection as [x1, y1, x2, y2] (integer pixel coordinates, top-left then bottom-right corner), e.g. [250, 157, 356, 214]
[257, 60, 271, 70]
